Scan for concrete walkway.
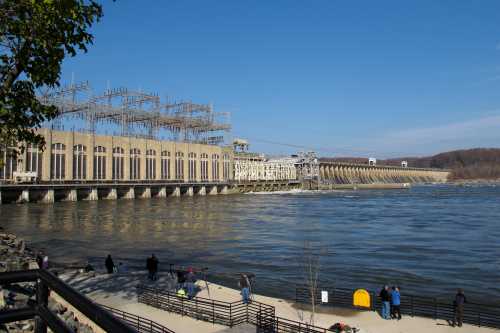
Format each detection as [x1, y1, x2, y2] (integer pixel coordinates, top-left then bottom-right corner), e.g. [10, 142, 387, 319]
[61, 270, 498, 333]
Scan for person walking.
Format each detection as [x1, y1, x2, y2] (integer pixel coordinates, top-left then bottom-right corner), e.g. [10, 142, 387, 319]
[453, 289, 467, 327]
[105, 254, 115, 274]
[391, 286, 402, 320]
[185, 267, 196, 299]
[239, 273, 251, 304]
[379, 285, 391, 319]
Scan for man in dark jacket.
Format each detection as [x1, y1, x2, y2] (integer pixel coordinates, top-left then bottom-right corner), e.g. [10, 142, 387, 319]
[105, 254, 115, 274]
[453, 289, 467, 327]
[177, 270, 186, 291]
[150, 254, 159, 281]
[379, 285, 390, 319]
[146, 256, 153, 280]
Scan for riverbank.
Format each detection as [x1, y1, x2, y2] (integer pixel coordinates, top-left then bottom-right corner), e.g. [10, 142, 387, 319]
[61, 269, 498, 333]
[449, 179, 500, 185]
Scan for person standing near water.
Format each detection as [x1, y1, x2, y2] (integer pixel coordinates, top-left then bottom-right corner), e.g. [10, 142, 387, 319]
[36, 251, 44, 269]
[151, 254, 159, 281]
[379, 285, 390, 319]
[105, 254, 115, 274]
[391, 286, 402, 320]
[453, 289, 467, 327]
[185, 267, 196, 299]
[239, 273, 251, 304]
[146, 256, 153, 280]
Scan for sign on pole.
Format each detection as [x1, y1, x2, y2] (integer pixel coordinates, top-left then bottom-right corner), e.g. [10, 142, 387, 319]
[321, 290, 328, 303]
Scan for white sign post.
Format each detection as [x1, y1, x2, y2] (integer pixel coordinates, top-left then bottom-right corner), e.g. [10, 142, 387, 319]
[321, 290, 328, 303]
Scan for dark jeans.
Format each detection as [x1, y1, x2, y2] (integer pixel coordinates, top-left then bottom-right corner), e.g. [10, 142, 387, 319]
[186, 282, 195, 298]
[455, 306, 464, 326]
[148, 270, 157, 281]
[391, 305, 401, 319]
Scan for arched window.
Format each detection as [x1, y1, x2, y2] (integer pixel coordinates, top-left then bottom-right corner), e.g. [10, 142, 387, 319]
[200, 153, 209, 181]
[211, 154, 220, 181]
[93, 146, 106, 180]
[130, 148, 141, 180]
[175, 151, 184, 180]
[188, 152, 197, 181]
[112, 147, 124, 180]
[146, 149, 156, 180]
[223, 153, 230, 181]
[50, 143, 66, 180]
[0, 145, 17, 181]
[26, 144, 42, 178]
[161, 151, 171, 179]
[73, 144, 87, 180]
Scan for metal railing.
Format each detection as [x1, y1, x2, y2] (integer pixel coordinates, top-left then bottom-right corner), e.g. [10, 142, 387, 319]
[0, 269, 136, 333]
[137, 284, 275, 328]
[296, 285, 500, 329]
[274, 317, 334, 333]
[137, 284, 340, 333]
[99, 303, 175, 333]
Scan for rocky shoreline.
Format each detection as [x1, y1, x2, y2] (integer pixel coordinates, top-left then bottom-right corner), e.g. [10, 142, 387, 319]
[0, 230, 94, 333]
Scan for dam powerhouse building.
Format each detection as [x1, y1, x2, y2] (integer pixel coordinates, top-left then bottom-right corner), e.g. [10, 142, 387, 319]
[0, 81, 448, 203]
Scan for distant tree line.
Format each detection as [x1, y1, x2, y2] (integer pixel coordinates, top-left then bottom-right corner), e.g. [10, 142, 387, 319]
[322, 148, 500, 180]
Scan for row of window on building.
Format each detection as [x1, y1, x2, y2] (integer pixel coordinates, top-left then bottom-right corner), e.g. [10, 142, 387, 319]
[0, 144, 231, 182]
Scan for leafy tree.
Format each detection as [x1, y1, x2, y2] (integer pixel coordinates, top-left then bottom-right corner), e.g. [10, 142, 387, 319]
[0, 0, 103, 155]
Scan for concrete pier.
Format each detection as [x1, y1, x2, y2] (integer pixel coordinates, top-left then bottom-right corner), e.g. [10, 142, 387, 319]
[198, 186, 206, 196]
[171, 187, 180, 197]
[208, 186, 218, 195]
[184, 187, 194, 197]
[17, 190, 30, 203]
[105, 188, 117, 200]
[86, 188, 98, 201]
[66, 189, 77, 202]
[124, 188, 135, 199]
[157, 187, 167, 198]
[139, 188, 151, 199]
[42, 189, 55, 203]
[220, 185, 228, 195]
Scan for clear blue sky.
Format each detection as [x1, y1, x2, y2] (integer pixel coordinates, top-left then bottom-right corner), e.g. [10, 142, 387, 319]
[61, 0, 500, 158]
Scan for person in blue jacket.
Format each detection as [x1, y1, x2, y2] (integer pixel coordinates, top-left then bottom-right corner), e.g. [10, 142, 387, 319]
[391, 286, 402, 320]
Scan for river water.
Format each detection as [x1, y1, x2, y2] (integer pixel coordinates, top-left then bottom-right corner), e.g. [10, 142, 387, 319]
[1, 184, 500, 302]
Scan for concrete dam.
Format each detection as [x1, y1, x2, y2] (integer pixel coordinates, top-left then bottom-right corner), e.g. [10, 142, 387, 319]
[0, 81, 450, 203]
[318, 160, 449, 185]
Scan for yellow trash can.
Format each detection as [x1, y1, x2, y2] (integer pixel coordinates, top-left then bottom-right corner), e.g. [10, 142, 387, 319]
[353, 289, 371, 309]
